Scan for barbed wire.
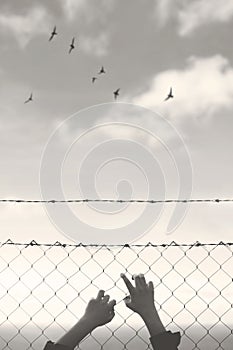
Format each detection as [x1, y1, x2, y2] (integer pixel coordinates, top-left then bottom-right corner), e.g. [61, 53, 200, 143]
[1, 238, 233, 248]
[0, 197, 233, 204]
[1, 238, 233, 349]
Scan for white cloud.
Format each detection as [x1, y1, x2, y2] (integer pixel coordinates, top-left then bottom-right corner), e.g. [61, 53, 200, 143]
[0, 6, 51, 48]
[155, 0, 176, 27]
[131, 55, 233, 121]
[178, 0, 233, 36]
[79, 32, 109, 57]
[155, 0, 233, 36]
[61, 0, 115, 22]
[61, 0, 86, 21]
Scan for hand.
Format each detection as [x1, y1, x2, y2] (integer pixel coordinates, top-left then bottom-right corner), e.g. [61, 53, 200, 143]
[83, 290, 116, 328]
[120, 273, 156, 318]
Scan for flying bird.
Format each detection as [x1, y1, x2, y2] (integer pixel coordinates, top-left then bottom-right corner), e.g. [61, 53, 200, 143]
[69, 37, 75, 54]
[24, 93, 33, 104]
[98, 66, 106, 74]
[92, 77, 97, 83]
[164, 87, 174, 101]
[113, 88, 120, 100]
[49, 26, 57, 41]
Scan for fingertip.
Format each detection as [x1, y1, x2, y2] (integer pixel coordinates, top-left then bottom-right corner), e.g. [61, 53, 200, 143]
[123, 295, 130, 302]
[148, 281, 154, 289]
[96, 289, 105, 300]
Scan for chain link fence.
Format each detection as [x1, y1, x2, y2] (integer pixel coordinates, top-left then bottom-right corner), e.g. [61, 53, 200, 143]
[0, 239, 233, 350]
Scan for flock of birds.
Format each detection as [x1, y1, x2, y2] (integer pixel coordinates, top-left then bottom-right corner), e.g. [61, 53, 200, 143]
[24, 26, 174, 104]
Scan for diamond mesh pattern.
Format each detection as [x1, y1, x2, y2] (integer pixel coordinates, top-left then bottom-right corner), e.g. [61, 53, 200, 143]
[0, 240, 233, 350]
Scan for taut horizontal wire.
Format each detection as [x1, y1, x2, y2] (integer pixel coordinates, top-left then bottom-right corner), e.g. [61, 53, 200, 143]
[0, 198, 233, 204]
[1, 239, 233, 247]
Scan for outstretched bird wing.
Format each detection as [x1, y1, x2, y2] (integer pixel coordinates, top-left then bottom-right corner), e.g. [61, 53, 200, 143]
[24, 93, 33, 103]
[49, 26, 56, 41]
[114, 89, 120, 99]
[69, 37, 75, 53]
[98, 66, 105, 74]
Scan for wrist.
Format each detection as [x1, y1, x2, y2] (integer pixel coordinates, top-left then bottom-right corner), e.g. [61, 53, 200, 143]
[140, 309, 166, 336]
[79, 315, 97, 332]
[138, 306, 158, 319]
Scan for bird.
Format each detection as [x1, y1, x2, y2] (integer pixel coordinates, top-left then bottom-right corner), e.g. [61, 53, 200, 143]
[113, 88, 120, 100]
[164, 87, 174, 101]
[98, 66, 106, 74]
[49, 26, 57, 41]
[24, 93, 33, 104]
[69, 37, 75, 54]
[92, 77, 97, 83]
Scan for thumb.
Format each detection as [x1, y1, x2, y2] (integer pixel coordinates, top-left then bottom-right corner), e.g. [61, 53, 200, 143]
[123, 296, 132, 308]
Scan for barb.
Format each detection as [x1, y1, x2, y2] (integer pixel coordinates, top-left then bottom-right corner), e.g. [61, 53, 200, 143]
[1, 238, 233, 349]
[0, 198, 233, 204]
[1, 239, 233, 248]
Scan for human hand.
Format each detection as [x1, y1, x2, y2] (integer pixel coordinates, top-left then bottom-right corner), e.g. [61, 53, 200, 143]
[120, 273, 156, 318]
[83, 290, 116, 328]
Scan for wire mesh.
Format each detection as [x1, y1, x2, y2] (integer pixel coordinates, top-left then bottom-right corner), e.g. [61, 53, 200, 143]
[0, 239, 232, 350]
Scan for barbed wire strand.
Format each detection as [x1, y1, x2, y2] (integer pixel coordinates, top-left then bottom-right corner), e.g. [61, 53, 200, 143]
[0, 198, 233, 204]
[1, 239, 233, 248]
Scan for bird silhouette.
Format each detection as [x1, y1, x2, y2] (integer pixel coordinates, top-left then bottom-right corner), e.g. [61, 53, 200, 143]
[49, 26, 57, 41]
[164, 87, 174, 101]
[98, 66, 106, 74]
[113, 88, 120, 100]
[24, 93, 33, 104]
[69, 37, 75, 54]
[92, 77, 97, 83]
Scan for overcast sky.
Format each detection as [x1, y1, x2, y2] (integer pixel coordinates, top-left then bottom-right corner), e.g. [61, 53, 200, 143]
[1, 0, 233, 244]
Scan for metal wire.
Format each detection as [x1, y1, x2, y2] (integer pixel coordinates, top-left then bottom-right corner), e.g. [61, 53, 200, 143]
[0, 240, 233, 349]
[0, 198, 233, 204]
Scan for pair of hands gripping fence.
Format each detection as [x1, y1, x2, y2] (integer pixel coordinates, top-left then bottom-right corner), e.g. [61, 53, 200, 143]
[82, 273, 157, 328]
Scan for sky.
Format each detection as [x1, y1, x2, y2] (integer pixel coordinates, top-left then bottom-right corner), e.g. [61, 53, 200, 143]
[1, 2, 233, 349]
[1, 0, 233, 244]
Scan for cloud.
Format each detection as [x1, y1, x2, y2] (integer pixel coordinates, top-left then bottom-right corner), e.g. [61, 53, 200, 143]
[61, 0, 115, 22]
[178, 0, 233, 36]
[0, 6, 51, 48]
[155, 0, 233, 36]
[155, 0, 176, 27]
[60, 0, 86, 21]
[131, 55, 233, 122]
[79, 32, 109, 57]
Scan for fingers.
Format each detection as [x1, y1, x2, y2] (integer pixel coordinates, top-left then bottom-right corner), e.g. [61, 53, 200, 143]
[139, 274, 146, 288]
[134, 275, 142, 289]
[101, 295, 110, 303]
[123, 295, 131, 308]
[96, 290, 105, 301]
[96, 291, 116, 308]
[123, 295, 131, 303]
[148, 281, 154, 296]
[120, 273, 134, 293]
[108, 299, 116, 309]
[133, 273, 147, 289]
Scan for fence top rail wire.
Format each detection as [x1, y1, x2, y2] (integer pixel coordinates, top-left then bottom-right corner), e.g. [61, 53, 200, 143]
[1, 239, 233, 248]
[0, 197, 233, 204]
